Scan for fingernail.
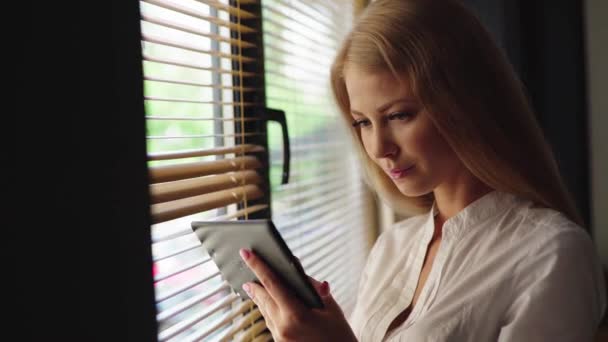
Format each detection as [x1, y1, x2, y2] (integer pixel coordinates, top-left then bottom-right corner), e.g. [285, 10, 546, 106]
[240, 248, 251, 260]
[242, 283, 253, 299]
[321, 281, 330, 296]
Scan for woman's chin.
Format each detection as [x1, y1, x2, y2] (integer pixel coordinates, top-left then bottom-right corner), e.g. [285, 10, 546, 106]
[394, 181, 432, 198]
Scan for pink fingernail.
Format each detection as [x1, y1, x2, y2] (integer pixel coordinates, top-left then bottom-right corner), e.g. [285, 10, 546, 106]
[321, 281, 330, 296]
[240, 248, 251, 260]
[242, 283, 253, 298]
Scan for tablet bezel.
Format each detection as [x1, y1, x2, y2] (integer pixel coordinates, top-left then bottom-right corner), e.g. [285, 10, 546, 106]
[192, 219, 324, 309]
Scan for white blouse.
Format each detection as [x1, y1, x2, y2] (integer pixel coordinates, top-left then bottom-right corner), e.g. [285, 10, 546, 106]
[347, 191, 606, 341]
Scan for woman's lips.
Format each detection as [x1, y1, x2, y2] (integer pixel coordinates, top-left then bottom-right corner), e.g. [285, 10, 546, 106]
[389, 165, 415, 179]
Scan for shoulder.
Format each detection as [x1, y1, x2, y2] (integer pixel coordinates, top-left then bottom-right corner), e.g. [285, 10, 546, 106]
[501, 208, 607, 334]
[500, 204, 599, 277]
[511, 207, 606, 309]
[512, 206, 593, 254]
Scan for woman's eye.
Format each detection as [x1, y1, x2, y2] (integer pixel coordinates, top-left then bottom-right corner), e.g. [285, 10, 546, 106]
[352, 119, 371, 128]
[388, 112, 413, 121]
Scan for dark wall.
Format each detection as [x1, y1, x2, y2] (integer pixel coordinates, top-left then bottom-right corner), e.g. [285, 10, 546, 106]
[464, 0, 591, 229]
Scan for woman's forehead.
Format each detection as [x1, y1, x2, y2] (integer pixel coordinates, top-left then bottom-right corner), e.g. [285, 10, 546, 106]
[344, 66, 416, 110]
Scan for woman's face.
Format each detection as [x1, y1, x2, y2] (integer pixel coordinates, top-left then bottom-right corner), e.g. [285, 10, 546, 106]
[343, 65, 462, 197]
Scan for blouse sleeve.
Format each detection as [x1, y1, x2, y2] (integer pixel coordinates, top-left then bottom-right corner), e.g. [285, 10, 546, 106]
[498, 229, 606, 342]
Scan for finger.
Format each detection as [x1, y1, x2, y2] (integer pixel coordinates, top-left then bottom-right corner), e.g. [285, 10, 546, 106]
[243, 281, 278, 319]
[307, 276, 331, 297]
[313, 290, 344, 316]
[240, 249, 303, 311]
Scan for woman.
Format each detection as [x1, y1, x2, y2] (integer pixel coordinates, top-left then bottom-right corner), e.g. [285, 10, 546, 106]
[238, 0, 606, 340]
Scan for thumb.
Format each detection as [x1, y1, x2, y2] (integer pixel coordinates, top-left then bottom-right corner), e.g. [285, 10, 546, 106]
[317, 284, 344, 314]
[307, 277, 344, 314]
[308, 276, 331, 297]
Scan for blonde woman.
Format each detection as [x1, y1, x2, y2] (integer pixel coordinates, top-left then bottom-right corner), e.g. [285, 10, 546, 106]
[238, 0, 606, 340]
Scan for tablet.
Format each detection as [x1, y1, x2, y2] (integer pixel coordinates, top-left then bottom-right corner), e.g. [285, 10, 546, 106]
[192, 219, 324, 309]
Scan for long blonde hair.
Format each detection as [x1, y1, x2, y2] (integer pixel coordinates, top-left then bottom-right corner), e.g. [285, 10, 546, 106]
[330, 0, 583, 225]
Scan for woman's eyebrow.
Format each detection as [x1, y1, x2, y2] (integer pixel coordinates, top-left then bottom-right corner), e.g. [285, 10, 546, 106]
[351, 98, 416, 116]
[377, 98, 416, 112]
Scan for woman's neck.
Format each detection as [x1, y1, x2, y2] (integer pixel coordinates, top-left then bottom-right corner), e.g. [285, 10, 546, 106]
[432, 171, 493, 232]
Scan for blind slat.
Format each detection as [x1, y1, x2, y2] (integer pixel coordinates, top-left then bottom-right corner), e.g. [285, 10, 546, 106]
[146, 132, 264, 140]
[148, 144, 264, 161]
[140, 14, 257, 48]
[274, 179, 345, 205]
[264, 42, 335, 67]
[305, 240, 348, 277]
[156, 281, 230, 321]
[289, 213, 356, 261]
[180, 299, 256, 342]
[232, 319, 267, 342]
[150, 202, 267, 243]
[158, 293, 240, 341]
[276, 172, 343, 192]
[144, 95, 259, 106]
[195, 0, 258, 19]
[262, 17, 335, 51]
[248, 332, 273, 342]
[142, 33, 256, 62]
[266, 81, 328, 96]
[142, 0, 257, 33]
[154, 255, 212, 282]
[278, 187, 360, 219]
[143, 53, 258, 76]
[144, 75, 259, 91]
[265, 57, 329, 79]
[304, 237, 350, 276]
[265, 70, 328, 87]
[215, 308, 263, 341]
[262, 4, 339, 42]
[282, 207, 348, 244]
[212, 204, 268, 221]
[153, 240, 201, 262]
[289, 141, 346, 152]
[145, 116, 262, 122]
[151, 184, 264, 223]
[149, 156, 261, 183]
[316, 243, 367, 285]
[270, 154, 340, 167]
[156, 271, 221, 303]
[150, 170, 261, 204]
[264, 0, 338, 31]
[269, 0, 338, 29]
[151, 227, 192, 243]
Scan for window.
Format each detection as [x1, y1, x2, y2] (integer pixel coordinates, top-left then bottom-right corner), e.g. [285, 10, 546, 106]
[140, 0, 374, 340]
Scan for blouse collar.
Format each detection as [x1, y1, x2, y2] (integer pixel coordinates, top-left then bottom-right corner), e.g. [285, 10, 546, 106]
[429, 190, 522, 241]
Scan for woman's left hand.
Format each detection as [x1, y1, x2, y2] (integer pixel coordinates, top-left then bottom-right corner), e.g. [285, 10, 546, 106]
[239, 248, 358, 342]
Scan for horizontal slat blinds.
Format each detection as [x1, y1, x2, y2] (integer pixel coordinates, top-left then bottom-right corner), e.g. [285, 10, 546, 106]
[263, 0, 371, 320]
[141, 0, 269, 340]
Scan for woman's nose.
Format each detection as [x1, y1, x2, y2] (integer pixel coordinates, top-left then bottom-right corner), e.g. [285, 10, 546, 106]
[371, 132, 398, 159]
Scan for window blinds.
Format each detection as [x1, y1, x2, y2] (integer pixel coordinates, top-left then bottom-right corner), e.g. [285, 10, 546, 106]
[263, 0, 372, 318]
[141, 0, 374, 340]
[141, 0, 271, 340]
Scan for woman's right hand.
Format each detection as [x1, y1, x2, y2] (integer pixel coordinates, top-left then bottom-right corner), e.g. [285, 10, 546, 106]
[240, 249, 358, 342]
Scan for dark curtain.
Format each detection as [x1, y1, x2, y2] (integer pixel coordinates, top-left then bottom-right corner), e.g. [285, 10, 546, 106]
[464, 0, 591, 231]
[9, 0, 157, 340]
